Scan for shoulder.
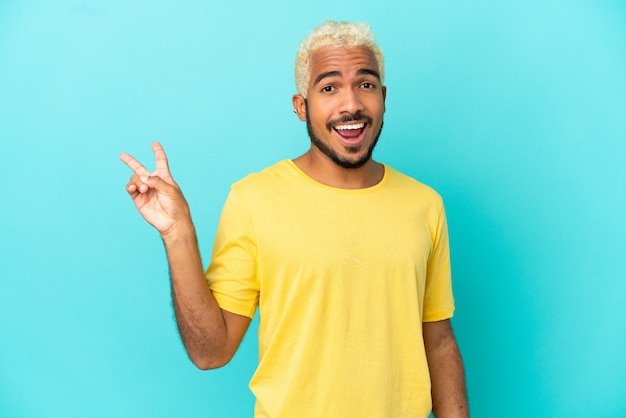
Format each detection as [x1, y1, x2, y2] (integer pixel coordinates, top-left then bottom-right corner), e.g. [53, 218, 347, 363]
[384, 165, 444, 206]
[231, 160, 295, 191]
[228, 160, 307, 208]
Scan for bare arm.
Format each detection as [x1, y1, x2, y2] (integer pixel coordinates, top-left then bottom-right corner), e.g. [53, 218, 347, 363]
[423, 319, 469, 418]
[161, 219, 250, 369]
[120, 142, 250, 369]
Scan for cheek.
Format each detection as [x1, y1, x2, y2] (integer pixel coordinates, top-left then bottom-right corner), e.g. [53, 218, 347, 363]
[367, 95, 385, 112]
[308, 104, 332, 126]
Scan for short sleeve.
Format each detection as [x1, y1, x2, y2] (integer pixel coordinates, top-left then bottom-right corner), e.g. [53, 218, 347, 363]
[205, 188, 259, 319]
[422, 204, 455, 322]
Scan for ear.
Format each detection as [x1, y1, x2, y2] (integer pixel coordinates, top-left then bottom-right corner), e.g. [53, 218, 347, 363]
[292, 94, 307, 121]
[382, 86, 387, 112]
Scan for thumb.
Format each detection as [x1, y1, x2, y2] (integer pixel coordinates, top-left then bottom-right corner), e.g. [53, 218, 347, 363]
[139, 174, 180, 196]
[140, 175, 167, 189]
[140, 171, 179, 188]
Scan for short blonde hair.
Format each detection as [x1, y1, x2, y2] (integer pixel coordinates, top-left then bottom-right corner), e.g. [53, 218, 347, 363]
[295, 21, 385, 97]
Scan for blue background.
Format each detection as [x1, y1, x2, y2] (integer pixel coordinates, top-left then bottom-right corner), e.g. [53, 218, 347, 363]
[1, 0, 625, 416]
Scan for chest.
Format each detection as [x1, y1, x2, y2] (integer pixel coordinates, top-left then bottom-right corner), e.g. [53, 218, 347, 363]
[252, 196, 435, 286]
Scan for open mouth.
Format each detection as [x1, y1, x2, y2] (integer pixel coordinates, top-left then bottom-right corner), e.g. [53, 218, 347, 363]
[333, 122, 367, 143]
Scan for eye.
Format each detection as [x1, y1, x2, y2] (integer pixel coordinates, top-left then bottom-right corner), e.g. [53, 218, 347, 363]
[321, 85, 335, 93]
[361, 82, 375, 89]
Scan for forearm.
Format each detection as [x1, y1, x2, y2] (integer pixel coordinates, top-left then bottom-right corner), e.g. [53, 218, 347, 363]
[424, 320, 469, 418]
[121, 144, 247, 369]
[162, 221, 230, 369]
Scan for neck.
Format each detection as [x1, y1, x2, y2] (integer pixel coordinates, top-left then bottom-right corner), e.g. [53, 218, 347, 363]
[293, 150, 384, 189]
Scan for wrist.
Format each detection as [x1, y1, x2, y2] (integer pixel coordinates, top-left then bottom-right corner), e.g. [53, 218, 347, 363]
[161, 219, 197, 247]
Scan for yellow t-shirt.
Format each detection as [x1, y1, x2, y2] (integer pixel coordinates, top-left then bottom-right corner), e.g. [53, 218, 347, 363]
[206, 160, 455, 418]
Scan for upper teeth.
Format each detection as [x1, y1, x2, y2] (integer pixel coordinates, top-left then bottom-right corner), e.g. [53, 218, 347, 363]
[335, 123, 365, 130]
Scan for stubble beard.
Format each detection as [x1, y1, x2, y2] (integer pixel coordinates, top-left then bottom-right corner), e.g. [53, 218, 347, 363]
[305, 103, 383, 170]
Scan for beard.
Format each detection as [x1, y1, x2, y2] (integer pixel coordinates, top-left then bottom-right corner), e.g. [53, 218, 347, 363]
[305, 103, 383, 169]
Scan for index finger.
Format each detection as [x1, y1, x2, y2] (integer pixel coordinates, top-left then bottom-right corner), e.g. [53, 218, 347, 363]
[119, 152, 151, 176]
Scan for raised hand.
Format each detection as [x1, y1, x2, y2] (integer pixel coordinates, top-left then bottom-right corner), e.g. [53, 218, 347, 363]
[120, 142, 191, 236]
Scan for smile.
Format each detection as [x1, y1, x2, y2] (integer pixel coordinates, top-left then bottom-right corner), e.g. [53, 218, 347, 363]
[334, 122, 365, 130]
[333, 122, 367, 143]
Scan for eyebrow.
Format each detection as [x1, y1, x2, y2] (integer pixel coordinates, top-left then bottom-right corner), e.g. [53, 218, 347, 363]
[357, 68, 381, 80]
[312, 68, 381, 87]
[313, 70, 341, 87]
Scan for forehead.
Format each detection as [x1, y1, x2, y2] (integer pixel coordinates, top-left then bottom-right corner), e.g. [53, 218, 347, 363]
[309, 46, 379, 79]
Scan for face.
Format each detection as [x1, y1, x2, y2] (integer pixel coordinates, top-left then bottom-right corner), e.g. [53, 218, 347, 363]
[293, 46, 386, 169]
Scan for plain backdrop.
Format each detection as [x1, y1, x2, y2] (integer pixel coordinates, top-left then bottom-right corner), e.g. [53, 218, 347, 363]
[1, 0, 625, 417]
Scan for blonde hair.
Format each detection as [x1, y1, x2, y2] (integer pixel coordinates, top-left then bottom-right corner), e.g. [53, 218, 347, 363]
[295, 21, 385, 97]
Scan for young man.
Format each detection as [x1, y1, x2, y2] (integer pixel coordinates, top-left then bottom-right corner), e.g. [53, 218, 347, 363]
[121, 21, 469, 418]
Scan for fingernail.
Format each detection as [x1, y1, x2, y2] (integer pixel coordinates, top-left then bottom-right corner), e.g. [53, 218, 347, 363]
[140, 176, 149, 181]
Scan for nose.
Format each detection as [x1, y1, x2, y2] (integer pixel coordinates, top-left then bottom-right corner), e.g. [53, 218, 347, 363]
[339, 88, 364, 114]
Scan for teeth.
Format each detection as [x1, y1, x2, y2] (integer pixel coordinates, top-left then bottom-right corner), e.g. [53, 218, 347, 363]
[334, 122, 365, 130]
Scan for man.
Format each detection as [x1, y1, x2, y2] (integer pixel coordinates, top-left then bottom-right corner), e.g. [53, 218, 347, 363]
[121, 21, 469, 418]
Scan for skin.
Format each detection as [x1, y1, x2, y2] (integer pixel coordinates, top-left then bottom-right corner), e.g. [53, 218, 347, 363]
[292, 45, 386, 189]
[120, 143, 250, 369]
[121, 44, 468, 416]
[424, 320, 470, 417]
